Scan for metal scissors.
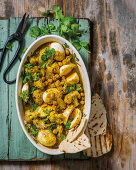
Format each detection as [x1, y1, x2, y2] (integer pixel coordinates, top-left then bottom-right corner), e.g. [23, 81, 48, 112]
[0, 13, 29, 84]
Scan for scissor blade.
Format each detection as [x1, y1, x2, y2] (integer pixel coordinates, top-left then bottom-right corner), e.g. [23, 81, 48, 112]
[15, 13, 27, 34]
[21, 14, 29, 34]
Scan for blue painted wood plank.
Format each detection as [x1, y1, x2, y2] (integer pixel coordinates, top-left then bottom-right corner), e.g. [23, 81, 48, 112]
[0, 19, 9, 160]
[8, 18, 37, 160]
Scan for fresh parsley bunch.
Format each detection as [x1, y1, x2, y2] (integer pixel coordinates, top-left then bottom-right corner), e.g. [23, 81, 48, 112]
[29, 5, 90, 53]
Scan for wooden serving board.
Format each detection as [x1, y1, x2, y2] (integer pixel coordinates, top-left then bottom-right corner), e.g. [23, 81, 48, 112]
[0, 17, 92, 161]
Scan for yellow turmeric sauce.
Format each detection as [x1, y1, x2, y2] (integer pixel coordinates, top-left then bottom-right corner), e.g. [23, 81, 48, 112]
[20, 42, 85, 149]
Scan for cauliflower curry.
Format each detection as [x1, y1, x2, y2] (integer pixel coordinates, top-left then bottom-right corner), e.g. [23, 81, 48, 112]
[19, 42, 85, 149]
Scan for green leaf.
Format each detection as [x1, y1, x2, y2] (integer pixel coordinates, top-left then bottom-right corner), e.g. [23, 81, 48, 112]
[30, 101, 38, 111]
[61, 25, 68, 33]
[83, 113, 86, 117]
[64, 43, 69, 48]
[43, 109, 52, 114]
[61, 134, 66, 141]
[73, 53, 79, 61]
[41, 55, 47, 61]
[32, 124, 37, 131]
[33, 72, 41, 81]
[6, 42, 14, 51]
[40, 26, 49, 36]
[80, 42, 88, 47]
[61, 17, 76, 26]
[30, 26, 41, 38]
[65, 86, 75, 93]
[30, 125, 39, 135]
[30, 86, 36, 94]
[48, 22, 55, 32]
[53, 5, 63, 20]
[22, 48, 28, 54]
[23, 71, 32, 83]
[50, 122, 56, 131]
[19, 90, 29, 102]
[75, 84, 81, 91]
[72, 40, 81, 51]
[43, 116, 50, 122]
[66, 122, 71, 129]
[30, 129, 38, 135]
[71, 24, 79, 33]
[24, 63, 33, 69]
[40, 61, 49, 68]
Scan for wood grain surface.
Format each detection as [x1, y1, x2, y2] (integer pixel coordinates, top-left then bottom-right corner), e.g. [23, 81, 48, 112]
[0, 0, 136, 170]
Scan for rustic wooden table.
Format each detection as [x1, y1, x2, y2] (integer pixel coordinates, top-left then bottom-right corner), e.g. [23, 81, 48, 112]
[0, 0, 136, 170]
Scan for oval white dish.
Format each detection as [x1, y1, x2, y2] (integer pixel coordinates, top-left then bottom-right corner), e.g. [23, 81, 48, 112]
[16, 35, 91, 155]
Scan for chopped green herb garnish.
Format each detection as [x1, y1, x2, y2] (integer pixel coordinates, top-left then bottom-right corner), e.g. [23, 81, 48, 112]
[30, 130, 38, 135]
[23, 71, 32, 83]
[18, 90, 29, 102]
[6, 42, 14, 51]
[32, 124, 37, 131]
[43, 116, 50, 122]
[65, 84, 81, 93]
[61, 134, 66, 141]
[29, 26, 41, 38]
[33, 72, 41, 81]
[75, 84, 81, 91]
[43, 109, 52, 114]
[66, 122, 71, 129]
[30, 101, 38, 111]
[25, 63, 33, 69]
[50, 122, 56, 131]
[83, 113, 86, 117]
[40, 61, 49, 68]
[64, 43, 69, 48]
[73, 53, 79, 62]
[65, 86, 75, 93]
[22, 48, 28, 54]
[30, 86, 36, 94]
[41, 55, 47, 61]
[30, 124, 39, 135]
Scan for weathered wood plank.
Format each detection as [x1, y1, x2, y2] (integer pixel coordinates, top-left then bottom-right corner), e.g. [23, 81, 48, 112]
[0, 19, 9, 160]
[8, 18, 37, 160]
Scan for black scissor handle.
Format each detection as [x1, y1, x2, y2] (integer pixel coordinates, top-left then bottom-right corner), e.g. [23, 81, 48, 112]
[3, 39, 23, 84]
[0, 34, 16, 69]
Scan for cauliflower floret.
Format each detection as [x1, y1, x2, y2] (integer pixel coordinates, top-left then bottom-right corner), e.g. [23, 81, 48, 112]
[34, 79, 45, 90]
[51, 62, 60, 74]
[64, 91, 80, 105]
[33, 90, 43, 105]
[43, 88, 62, 104]
[37, 130, 56, 146]
[24, 109, 38, 123]
[33, 119, 46, 129]
[56, 98, 66, 110]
